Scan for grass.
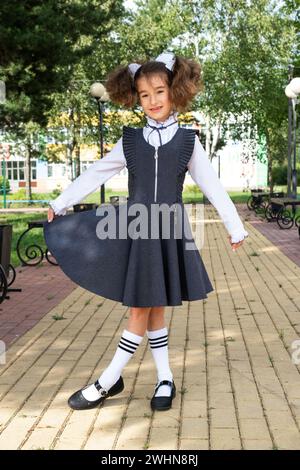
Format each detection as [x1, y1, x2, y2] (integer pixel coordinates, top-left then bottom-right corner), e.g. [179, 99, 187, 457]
[1, 211, 49, 268]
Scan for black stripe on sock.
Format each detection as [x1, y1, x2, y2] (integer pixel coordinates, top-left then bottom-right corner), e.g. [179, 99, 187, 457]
[150, 339, 168, 348]
[120, 336, 140, 347]
[149, 334, 168, 343]
[119, 339, 137, 351]
[118, 344, 136, 354]
[150, 341, 168, 349]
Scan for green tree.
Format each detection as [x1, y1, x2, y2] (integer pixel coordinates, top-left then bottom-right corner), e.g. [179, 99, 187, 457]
[44, 0, 189, 182]
[0, 0, 124, 199]
[177, 0, 297, 190]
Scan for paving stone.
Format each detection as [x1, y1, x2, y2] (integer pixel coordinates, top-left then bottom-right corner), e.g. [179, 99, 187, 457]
[1, 204, 300, 450]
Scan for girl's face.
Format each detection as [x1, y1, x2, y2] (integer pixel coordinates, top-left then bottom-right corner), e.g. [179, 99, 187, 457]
[136, 74, 174, 122]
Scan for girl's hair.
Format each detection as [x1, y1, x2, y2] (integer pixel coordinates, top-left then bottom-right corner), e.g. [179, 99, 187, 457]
[105, 54, 203, 113]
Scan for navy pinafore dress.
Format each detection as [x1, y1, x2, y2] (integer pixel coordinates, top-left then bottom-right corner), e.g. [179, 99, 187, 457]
[44, 126, 214, 307]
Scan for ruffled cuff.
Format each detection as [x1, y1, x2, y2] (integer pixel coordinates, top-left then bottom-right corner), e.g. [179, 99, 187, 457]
[230, 229, 249, 244]
[49, 201, 68, 216]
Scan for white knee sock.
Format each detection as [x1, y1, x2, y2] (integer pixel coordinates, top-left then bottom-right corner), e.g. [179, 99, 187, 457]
[147, 327, 173, 397]
[82, 329, 143, 401]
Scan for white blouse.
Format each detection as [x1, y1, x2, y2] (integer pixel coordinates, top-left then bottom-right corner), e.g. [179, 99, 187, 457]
[50, 111, 249, 243]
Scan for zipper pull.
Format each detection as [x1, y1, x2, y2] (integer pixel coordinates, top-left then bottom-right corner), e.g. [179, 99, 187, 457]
[154, 147, 158, 203]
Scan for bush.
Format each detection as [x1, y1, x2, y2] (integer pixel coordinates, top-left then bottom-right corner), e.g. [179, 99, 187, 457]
[50, 185, 63, 199]
[11, 188, 27, 200]
[184, 184, 201, 194]
[272, 164, 300, 185]
[0, 176, 11, 194]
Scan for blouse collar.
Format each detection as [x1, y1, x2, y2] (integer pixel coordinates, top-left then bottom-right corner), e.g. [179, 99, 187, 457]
[144, 110, 179, 146]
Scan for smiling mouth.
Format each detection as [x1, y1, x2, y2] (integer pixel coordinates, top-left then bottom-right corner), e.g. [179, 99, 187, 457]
[150, 107, 162, 112]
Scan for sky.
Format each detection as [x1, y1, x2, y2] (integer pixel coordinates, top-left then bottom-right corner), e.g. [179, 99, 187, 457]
[123, 0, 137, 11]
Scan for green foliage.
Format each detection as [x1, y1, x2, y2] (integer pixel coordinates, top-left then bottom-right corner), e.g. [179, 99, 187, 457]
[0, 175, 10, 194]
[0, 0, 125, 129]
[8, 188, 27, 200]
[6, 188, 54, 203]
[0, 211, 49, 268]
[0, 0, 298, 191]
[184, 184, 201, 195]
[272, 164, 300, 185]
[50, 186, 63, 199]
[180, 0, 297, 167]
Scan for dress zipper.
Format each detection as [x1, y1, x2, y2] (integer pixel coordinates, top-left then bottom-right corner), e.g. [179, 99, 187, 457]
[154, 146, 158, 202]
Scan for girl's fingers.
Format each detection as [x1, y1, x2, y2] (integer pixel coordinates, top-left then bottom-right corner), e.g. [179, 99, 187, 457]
[232, 241, 243, 251]
[48, 208, 55, 223]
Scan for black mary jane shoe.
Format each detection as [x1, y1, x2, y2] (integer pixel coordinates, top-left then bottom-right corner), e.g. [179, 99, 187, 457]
[150, 379, 176, 411]
[68, 376, 124, 410]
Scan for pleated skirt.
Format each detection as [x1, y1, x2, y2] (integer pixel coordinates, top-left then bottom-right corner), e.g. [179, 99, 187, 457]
[43, 202, 214, 307]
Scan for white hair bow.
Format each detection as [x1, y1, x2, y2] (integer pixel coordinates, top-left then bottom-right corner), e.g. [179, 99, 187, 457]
[128, 51, 176, 78]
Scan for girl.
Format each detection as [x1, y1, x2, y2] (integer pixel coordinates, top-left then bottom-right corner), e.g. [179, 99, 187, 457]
[45, 51, 248, 412]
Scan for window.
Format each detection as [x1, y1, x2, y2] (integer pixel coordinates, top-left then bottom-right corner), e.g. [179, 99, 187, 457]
[48, 164, 53, 177]
[7, 161, 12, 180]
[5, 160, 36, 181]
[19, 162, 24, 179]
[31, 160, 36, 180]
[81, 160, 88, 172]
[80, 161, 97, 172]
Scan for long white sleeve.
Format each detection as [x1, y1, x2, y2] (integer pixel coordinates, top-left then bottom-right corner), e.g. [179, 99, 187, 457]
[49, 137, 126, 215]
[187, 136, 249, 243]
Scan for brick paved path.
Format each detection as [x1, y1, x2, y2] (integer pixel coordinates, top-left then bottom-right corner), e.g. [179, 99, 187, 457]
[0, 263, 77, 347]
[236, 203, 300, 267]
[0, 204, 300, 450]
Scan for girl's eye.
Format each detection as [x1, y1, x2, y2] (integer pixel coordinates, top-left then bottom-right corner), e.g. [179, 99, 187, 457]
[141, 91, 164, 98]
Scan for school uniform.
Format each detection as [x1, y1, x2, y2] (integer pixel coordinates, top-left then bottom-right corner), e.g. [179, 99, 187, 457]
[44, 111, 248, 307]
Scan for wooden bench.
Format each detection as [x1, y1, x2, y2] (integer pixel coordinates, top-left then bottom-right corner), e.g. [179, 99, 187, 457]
[16, 219, 59, 267]
[266, 197, 300, 231]
[0, 225, 22, 304]
[247, 191, 285, 215]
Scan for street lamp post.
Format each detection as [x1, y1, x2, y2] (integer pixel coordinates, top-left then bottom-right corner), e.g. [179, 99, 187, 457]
[0, 81, 7, 208]
[285, 72, 300, 200]
[0, 144, 10, 208]
[287, 66, 293, 197]
[90, 82, 110, 205]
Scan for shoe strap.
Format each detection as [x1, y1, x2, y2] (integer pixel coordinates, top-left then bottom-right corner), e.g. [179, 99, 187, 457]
[94, 380, 108, 397]
[155, 380, 173, 392]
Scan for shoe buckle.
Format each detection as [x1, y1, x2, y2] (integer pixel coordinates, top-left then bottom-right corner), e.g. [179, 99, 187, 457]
[155, 380, 173, 392]
[94, 380, 108, 397]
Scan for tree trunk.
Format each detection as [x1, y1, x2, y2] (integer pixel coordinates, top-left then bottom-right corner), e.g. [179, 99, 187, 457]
[205, 114, 211, 157]
[66, 142, 74, 181]
[74, 144, 81, 178]
[268, 152, 273, 193]
[210, 119, 221, 161]
[67, 108, 75, 181]
[266, 131, 273, 193]
[25, 137, 32, 202]
[74, 111, 81, 178]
